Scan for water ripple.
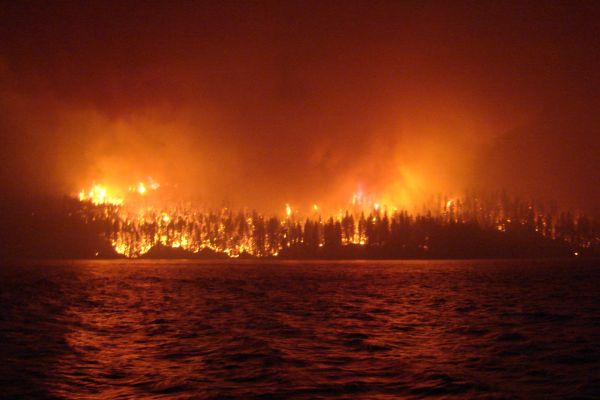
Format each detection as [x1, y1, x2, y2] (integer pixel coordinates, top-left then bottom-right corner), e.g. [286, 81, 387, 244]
[0, 259, 599, 399]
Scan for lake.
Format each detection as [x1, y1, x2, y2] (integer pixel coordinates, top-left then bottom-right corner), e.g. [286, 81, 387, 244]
[1, 259, 599, 399]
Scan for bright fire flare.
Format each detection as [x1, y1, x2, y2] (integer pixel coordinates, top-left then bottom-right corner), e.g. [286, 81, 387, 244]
[78, 184, 123, 206]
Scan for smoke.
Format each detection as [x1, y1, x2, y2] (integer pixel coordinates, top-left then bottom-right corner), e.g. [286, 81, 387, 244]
[1, 2, 599, 214]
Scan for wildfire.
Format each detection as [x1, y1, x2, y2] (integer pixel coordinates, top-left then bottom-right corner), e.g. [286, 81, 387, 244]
[79, 178, 162, 207]
[78, 184, 123, 206]
[74, 181, 596, 259]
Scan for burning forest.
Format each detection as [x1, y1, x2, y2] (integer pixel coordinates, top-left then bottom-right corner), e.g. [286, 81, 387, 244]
[28, 180, 592, 260]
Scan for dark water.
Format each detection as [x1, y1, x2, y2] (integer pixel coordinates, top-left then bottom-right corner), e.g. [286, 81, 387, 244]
[1, 260, 599, 399]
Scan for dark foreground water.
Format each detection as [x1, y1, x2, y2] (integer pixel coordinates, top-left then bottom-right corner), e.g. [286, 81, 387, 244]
[1, 260, 599, 399]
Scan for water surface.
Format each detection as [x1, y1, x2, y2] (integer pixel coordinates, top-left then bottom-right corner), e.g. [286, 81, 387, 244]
[1, 259, 599, 399]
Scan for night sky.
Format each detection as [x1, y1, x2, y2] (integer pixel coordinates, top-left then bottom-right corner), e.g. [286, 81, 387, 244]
[1, 1, 599, 213]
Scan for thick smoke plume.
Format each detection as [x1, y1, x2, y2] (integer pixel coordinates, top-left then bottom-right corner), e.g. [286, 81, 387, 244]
[1, 2, 598, 214]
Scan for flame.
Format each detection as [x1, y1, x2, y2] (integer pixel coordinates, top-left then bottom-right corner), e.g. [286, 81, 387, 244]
[78, 184, 123, 206]
[75, 180, 592, 258]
